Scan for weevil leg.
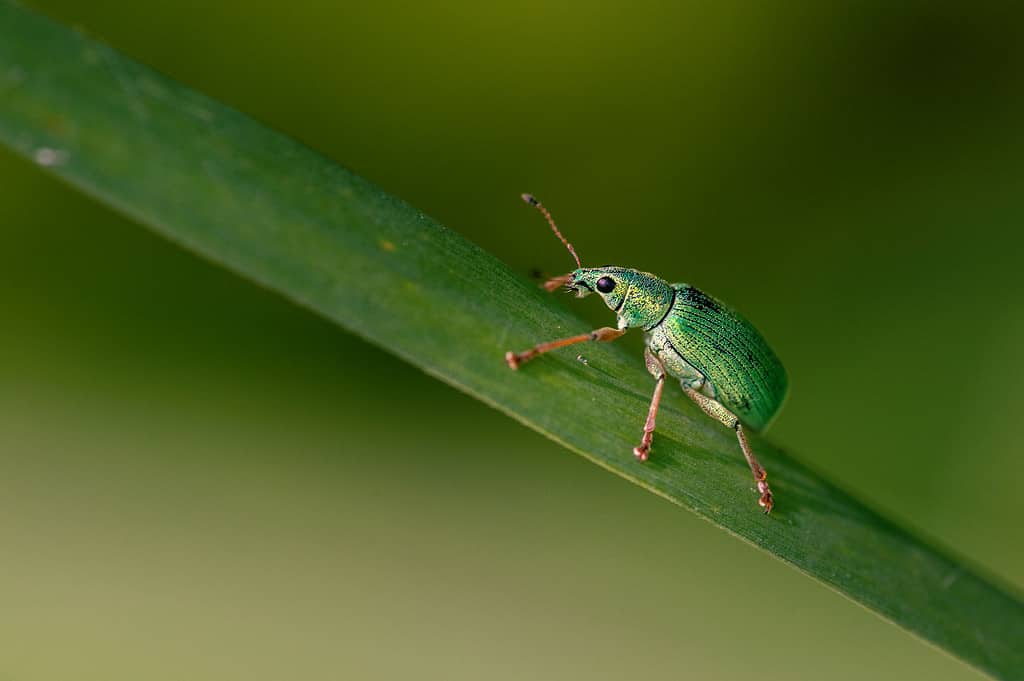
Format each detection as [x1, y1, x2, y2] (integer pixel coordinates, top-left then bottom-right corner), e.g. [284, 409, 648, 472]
[736, 424, 773, 514]
[505, 327, 625, 369]
[633, 348, 666, 462]
[683, 387, 774, 514]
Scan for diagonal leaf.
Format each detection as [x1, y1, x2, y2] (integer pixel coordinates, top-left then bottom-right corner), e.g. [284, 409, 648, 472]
[0, 2, 1021, 678]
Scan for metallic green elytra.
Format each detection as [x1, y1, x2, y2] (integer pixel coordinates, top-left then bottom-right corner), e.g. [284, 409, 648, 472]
[506, 195, 787, 513]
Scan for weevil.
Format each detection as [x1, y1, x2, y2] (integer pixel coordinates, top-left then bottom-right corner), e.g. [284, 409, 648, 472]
[505, 194, 787, 513]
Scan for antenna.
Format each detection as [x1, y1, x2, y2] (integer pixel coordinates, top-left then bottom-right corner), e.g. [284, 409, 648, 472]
[521, 193, 582, 268]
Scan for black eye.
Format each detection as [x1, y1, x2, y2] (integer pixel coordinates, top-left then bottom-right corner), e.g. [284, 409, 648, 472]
[596, 277, 616, 293]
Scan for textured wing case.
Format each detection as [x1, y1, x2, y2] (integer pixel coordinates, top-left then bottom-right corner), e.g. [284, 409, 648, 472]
[660, 284, 787, 431]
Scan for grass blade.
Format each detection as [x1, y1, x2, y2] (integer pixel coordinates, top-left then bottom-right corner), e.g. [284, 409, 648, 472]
[0, 2, 1021, 677]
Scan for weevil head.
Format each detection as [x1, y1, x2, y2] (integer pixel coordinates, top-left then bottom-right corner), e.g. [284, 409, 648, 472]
[563, 267, 673, 328]
[519, 195, 672, 328]
[566, 267, 626, 303]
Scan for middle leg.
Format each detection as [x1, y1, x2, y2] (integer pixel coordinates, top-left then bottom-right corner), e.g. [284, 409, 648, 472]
[633, 347, 667, 462]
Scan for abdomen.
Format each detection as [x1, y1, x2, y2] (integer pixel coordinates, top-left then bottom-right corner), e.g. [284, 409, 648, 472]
[654, 284, 788, 432]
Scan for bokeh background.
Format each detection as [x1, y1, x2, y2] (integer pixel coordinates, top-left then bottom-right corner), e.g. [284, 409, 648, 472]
[2, 2, 1023, 680]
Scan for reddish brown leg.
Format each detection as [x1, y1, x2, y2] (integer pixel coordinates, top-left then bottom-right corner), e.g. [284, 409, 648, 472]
[736, 424, 774, 514]
[505, 327, 625, 369]
[684, 388, 775, 514]
[542, 273, 573, 292]
[633, 376, 665, 462]
[633, 348, 666, 461]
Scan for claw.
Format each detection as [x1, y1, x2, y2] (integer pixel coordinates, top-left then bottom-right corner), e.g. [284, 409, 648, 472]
[754, 471, 773, 514]
[632, 445, 649, 462]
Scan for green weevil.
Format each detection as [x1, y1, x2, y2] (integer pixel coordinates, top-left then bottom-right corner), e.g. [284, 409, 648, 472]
[505, 194, 787, 513]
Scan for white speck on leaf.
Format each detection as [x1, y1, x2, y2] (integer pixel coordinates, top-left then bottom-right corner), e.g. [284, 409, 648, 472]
[34, 147, 68, 167]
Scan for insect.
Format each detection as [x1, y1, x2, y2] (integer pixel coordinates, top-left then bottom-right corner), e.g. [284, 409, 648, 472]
[505, 194, 787, 513]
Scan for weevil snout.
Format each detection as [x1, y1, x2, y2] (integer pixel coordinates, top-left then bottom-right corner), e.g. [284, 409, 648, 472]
[570, 281, 593, 298]
[546, 274, 590, 298]
[542, 270, 594, 298]
[562, 279, 592, 298]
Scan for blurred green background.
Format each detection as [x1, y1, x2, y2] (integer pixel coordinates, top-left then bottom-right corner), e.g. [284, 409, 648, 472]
[2, 2, 1022, 679]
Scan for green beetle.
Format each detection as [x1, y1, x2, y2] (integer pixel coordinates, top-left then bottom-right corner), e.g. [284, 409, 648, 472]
[506, 194, 787, 513]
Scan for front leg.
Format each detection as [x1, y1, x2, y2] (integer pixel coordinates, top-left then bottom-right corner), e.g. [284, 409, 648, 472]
[505, 327, 625, 369]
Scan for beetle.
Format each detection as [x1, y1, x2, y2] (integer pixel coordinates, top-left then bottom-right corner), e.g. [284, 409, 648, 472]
[505, 194, 787, 513]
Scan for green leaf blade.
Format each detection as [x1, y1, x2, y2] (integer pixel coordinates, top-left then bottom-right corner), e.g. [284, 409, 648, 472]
[1, 2, 1021, 678]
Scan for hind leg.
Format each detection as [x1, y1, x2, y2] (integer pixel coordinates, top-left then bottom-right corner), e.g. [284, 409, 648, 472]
[633, 348, 666, 462]
[683, 388, 774, 514]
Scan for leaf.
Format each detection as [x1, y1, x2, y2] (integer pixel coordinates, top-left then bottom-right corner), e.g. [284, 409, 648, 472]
[1, 2, 1021, 677]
